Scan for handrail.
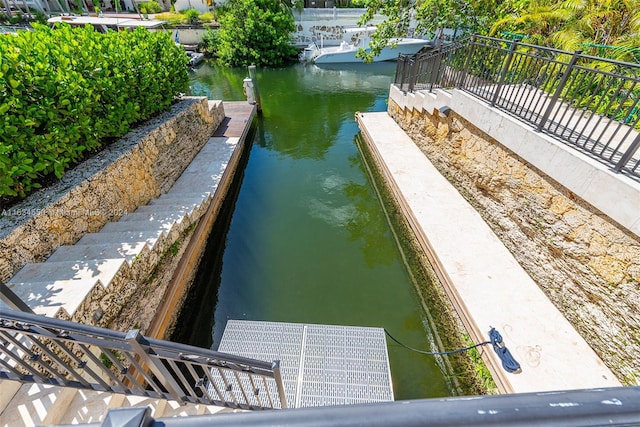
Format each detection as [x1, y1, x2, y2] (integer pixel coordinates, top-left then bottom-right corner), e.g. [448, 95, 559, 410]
[394, 35, 640, 180]
[0, 309, 287, 410]
[86, 386, 640, 427]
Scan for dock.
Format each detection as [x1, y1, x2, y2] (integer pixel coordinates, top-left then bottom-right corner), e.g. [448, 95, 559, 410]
[213, 320, 394, 408]
[356, 111, 621, 394]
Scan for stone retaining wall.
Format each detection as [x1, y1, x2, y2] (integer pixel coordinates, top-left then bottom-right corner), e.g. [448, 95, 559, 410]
[388, 99, 640, 385]
[0, 97, 225, 286]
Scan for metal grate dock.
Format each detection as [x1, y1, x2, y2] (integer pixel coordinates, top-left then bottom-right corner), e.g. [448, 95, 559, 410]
[214, 320, 394, 408]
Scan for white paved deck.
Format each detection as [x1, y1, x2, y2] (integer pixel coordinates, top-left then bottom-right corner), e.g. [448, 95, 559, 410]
[357, 111, 621, 394]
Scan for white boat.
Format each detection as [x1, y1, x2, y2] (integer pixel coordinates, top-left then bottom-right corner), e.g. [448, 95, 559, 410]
[301, 27, 431, 64]
[186, 51, 205, 66]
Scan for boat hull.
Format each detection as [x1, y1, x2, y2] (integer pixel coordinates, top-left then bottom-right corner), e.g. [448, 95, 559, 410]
[313, 39, 429, 64]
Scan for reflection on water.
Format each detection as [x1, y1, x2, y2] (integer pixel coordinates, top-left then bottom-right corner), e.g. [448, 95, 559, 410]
[179, 61, 455, 400]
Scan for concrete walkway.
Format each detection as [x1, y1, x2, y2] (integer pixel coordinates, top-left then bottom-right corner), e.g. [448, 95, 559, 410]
[356, 111, 621, 394]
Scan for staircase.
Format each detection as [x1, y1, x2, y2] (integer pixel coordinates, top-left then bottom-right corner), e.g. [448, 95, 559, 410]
[0, 379, 233, 426]
[0, 102, 265, 426]
[0, 305, 285, 426]
[2, 135, 242, 327]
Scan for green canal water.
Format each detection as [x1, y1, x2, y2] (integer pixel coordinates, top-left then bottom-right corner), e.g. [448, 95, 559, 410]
[174, 62, 455, 400]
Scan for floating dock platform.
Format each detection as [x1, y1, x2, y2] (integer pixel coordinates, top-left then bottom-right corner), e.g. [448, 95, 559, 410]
[215, 320, 394, 408]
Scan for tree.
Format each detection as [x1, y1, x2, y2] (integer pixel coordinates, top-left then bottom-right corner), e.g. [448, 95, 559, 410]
[216, 0, 298, 67]
[356, 0, 525, 61]
[490, 0, 640, 61]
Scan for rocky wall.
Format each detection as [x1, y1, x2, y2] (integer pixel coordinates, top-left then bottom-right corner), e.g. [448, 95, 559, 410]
[388, 99, 640, 385]
[0, 97, 225, 285]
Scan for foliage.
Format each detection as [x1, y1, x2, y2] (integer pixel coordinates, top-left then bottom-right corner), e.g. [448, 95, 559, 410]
[198, 28, 220, 56]
[490, 0, 640, 60]
[99, 349, 124, 369]
[199, 12, 214, 23]
[155, 9, 213, 25]
[6, 12, 25, 24]
[32, 10, 47, 24]
[0, 24, 188, 200]
[184, 8, 200, 25]
[215, 0, 298, 67]
[358, 0, 639, 63]
[155, 11, 186, 25]
[139, 0, 163, 13]
[462, 334, 497, 393]
[356, 0, 522, 61]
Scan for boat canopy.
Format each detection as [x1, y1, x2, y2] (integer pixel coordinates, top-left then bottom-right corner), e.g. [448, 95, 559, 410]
[47, 16, 166, 30]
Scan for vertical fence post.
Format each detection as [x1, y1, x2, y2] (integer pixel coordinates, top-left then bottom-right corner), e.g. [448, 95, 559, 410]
[272, 360, 288, 409]
[458, 37, 477, 88]
[429, 53, 442, 92]
[125, 329, 185, 402]
[537, 50, 582, 132]
[405, 57, 417, 93]
[614, 133, 640, 172]
[491, 40, 518, 106]
[394, 55, 405, 90]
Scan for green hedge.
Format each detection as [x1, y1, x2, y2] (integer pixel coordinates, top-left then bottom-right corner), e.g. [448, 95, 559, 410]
[0, 24, 189, 199]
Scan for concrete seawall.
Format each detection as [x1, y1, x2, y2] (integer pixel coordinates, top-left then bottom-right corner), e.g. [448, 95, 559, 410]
[357, 111, 621, 394]
[0, 99, 255, 339]
[359, 84, 640, 387]
[0, 97, 224, 285]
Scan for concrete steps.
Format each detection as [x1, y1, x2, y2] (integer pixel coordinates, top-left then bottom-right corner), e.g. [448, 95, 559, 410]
[0, 103, 255, 426]
[47, 242, 149, 264]
[3, 135, 241, 320]
[0, 379, 233, 427]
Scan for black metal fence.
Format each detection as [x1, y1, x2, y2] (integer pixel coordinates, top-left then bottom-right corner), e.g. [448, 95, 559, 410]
[395, 35, 640, 179]
[0, 309, 287, 410]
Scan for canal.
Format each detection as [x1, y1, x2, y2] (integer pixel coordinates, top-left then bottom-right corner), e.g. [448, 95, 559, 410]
[173, 62, 455, 400]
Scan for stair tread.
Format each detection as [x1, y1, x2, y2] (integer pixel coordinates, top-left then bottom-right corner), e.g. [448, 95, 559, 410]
[0, 381, 73, 426]
[100, 220, 176, 233]
[0, 379, 231, 426]
[77, 230, 163, 246]
[0, 379, 22, 416]
[6, 271, 124, 316]
[118, 211, 187, 223]
[47, 242, 147, 263]
[7, 259, 126, 285]
[166, 178, 220, 193]
[133, 205, 194, 215]
[151, 191, 212, 200]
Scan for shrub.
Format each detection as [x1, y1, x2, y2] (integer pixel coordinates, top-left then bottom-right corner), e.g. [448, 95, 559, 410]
[199, 11, 214, 23]
[216, 0, 297, 66]
[155, 11, 185, 25]
[139, 0, 163, 13]
[0, 24, 189, 200]
[8, 12, 24, 24]
[198, 28, 220, 55]
[184, 8, 200, 25]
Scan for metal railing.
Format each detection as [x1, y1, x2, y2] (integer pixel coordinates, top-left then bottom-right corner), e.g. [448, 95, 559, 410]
[0, 309, 287, 410]
[394, 35, 640, 179]
[74, 386, 640, 427]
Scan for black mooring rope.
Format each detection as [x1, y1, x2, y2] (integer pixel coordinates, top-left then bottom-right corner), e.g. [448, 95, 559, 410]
[385, 327, 522, 374]
[384, 329, 490, 356]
